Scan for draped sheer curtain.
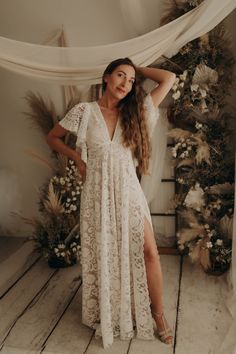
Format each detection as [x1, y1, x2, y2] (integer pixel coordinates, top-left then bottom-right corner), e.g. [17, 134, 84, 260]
[0, 0, 235, 352]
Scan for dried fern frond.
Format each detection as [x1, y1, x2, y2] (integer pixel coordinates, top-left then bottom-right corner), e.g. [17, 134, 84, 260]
[24, 91, 57, 135]
[65, 95, 82, 113]
[167, 128, 192, 140]
[24, 149, 56, 171]
[11, 211, 41, 228]
[43, 181, 64, 214]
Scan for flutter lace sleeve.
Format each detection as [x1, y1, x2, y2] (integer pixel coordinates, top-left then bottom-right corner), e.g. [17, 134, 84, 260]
[59, 103, 86, 135]
[144, 93, 160, 138]
[59, 102, 89, 163]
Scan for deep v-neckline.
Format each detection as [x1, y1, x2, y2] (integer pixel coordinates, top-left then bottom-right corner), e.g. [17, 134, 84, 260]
[95, 101, 119, 142]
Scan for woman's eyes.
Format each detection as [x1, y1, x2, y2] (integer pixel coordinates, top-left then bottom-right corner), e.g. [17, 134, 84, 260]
[117, 73, 134, 84]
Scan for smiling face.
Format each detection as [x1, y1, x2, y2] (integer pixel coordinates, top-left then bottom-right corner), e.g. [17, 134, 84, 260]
[103, 64, 136, 100]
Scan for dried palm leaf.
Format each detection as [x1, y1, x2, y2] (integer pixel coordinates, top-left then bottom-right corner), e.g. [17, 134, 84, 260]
[167, 128, 192, 140]
[189, 240, 202, 263]
[199, 34, 209, 48]
[199, 246, 211, 271]
[64, 223, 80, 245]
[192, 64, 218, 87]
[24, 149, 56, 171]
[219, 215, 233, 239]
[210, 24, 233, 49]
[199, 237, 211, 270]
[56, 153, 68, 176]
[178, 208, 200, 225]
[195, 142, 211, 165]
[191, 105, 220, 122]
[167, 193, 184, 210]
[207, 183, 234, 195]
[178, 226, 204, 244]
[176, 158, 195, 168]
[24, 91, 56, 135]
[43, 181, 64, 214]
[160, 0, 180, 26]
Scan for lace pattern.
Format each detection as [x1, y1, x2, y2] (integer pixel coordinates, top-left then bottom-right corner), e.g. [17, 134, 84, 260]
[59, 95, 159, 348]
[59, 102, 90, 163]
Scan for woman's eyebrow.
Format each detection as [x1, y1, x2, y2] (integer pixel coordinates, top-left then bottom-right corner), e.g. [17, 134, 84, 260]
[117, 70, 135, 80]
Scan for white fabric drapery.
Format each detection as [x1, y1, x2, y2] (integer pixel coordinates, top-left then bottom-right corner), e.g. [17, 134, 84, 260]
[0, 0, 235, 352]
[0, 0, 235, 85]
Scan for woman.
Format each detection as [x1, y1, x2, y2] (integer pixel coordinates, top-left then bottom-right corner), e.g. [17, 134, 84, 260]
[47, 58, 176, 348]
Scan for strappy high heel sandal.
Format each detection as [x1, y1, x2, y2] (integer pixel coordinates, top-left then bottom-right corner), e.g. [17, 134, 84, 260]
[151, 310, 173, 345]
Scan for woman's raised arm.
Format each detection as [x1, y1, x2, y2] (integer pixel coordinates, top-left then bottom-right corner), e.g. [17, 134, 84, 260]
[137, 66, 176, 107]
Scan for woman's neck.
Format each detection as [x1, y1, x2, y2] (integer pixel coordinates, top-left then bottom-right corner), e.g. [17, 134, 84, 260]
[97, 93, 119, 110]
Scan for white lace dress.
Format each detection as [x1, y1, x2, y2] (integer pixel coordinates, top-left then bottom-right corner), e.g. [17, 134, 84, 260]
[59, 94, 159, 348]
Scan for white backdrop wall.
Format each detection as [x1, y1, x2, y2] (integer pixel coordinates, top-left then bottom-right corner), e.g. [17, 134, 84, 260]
[0, 1, 235, 237]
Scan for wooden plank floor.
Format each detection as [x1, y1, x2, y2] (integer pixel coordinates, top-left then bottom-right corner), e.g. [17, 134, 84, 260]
[0, 239, 232, 354]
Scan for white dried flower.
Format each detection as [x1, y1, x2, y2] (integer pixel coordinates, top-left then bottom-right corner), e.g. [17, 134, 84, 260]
[60, 178, 65, 185]
[179, 70, 188, 81]
[216, 239, 223, 246]
[206, 242, 213, 248]
[199, 89, 207, 98]
[175, 77, 180, 84]
[172, 90, 181, 100]
[172, 148, 177, 157]
[172, 84, 178, 91]
[58, 244, 66, 249]
[191, 84, 199, 92]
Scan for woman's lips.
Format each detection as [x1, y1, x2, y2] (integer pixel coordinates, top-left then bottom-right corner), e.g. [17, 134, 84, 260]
[117, 87, 126, 94]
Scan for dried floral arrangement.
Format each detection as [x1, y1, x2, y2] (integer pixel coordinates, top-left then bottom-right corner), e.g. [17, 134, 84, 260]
[23, 92, 83, 267]
[157, 0, 235, 274]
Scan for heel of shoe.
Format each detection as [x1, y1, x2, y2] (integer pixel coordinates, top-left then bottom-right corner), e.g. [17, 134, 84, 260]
[151, 310, 173, 345]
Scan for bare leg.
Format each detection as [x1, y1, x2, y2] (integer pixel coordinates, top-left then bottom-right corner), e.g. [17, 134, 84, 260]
[143, 217, 173, 344]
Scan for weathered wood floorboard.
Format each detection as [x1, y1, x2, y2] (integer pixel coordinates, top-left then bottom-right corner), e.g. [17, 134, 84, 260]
[0, 259, 56, 347]
[42, 285, 94, 354]
[1, 263, 82, 354]
[175, 257, 232, 354]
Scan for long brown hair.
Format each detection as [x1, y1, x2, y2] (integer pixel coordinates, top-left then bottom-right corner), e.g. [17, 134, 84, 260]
[102, 58, 151, 175]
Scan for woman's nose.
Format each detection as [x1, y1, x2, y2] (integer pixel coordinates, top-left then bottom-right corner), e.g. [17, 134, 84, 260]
[121, 78, 127, 87]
